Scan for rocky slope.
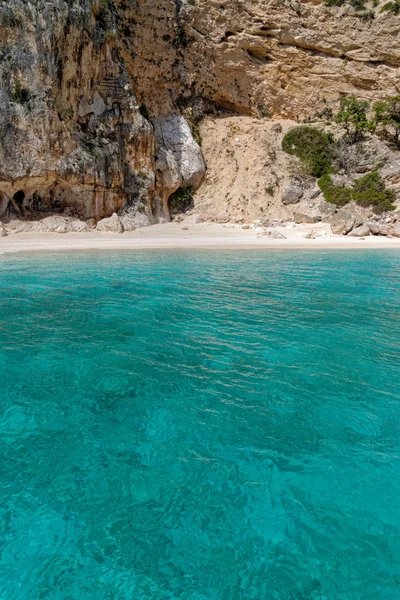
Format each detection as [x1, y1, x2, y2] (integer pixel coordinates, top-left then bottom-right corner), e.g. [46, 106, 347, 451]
[0, 0, 399, 227]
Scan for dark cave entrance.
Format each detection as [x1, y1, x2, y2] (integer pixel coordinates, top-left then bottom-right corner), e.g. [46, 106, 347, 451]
[13, 190, 25, 209]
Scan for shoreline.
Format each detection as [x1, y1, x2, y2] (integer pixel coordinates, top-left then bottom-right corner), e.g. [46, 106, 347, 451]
[1, 222, 400, 254]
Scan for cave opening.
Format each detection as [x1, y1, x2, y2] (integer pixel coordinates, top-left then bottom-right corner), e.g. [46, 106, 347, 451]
[13, 190, 25, 208]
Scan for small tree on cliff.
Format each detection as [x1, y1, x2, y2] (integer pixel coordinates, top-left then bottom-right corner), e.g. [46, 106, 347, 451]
[374, 95, 400, 148]
[334, 95, 375, 143]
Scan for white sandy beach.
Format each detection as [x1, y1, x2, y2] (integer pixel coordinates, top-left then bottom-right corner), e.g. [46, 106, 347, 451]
[1, 222, 400, 254]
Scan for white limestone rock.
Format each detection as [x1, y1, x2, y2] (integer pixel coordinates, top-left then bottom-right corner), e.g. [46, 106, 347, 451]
[96, 213, 124, 233]
[152, 115, 206, 189]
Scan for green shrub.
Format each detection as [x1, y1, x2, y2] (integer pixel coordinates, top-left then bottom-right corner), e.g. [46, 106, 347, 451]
[325, 0, 366, 7]
[168, 187, 193, 213]
[380, 0, 400, 13]
[13, 81, 30, 104]
[318, 173, 352, 207]
[374, 95, 400, 147]
[59, 108, 74, 121]
[334, 95, 375, 143]
[189, 120, 201, 146]
[351, 170, 396, 214]
[282, 126, 335, 177]
[319, 171, 396, 214]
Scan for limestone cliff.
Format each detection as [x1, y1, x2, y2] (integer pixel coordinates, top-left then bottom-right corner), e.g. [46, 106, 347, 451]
[0, 0, 399, 225]
[0, 0, 205, 225]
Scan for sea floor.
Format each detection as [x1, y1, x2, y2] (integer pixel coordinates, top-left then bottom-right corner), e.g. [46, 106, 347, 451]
[0, 250, 399, 599]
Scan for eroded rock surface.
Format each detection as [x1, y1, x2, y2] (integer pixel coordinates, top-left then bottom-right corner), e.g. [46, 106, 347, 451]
[0, 0, 205, 225]
[0, 0, 400, 230]
[96, 213, 124, 233]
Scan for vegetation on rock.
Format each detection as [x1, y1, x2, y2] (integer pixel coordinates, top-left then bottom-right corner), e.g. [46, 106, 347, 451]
[334, 95, 375, 143]
[13, 81, 30, 104]
[281, 126, 335, 177]
[283, 96, 398, 214]
[374, 95, 400, 147]
[318, 171, 395, 214]
[168, 187, 193, 214]
[351, 170, 396, 214]
[318, 174, 352, 207]
[380, 0, 400, 13]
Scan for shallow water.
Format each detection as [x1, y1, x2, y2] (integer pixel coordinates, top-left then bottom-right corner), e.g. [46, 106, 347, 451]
[0, 250, 399, 599]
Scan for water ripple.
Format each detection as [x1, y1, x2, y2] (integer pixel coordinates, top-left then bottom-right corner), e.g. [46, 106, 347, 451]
[0, 250, 399, 599]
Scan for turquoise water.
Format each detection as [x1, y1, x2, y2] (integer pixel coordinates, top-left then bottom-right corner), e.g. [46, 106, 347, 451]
[0, 250, 400, 600]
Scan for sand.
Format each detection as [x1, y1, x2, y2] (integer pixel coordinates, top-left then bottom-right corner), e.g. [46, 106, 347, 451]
[1, 222, 400, 254]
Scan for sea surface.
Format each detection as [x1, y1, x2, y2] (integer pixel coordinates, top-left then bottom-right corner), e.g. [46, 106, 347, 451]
[0, 250, 399, 600]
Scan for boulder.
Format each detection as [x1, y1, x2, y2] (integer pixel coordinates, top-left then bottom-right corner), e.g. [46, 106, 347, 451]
[183, 214, 204, 226]
[378, 223, 393, 236]
[0, 224, 7, 237]
[96, 213, 124, 233]
[281, 186, 303, 205]
[304, 187, 322, 200]
[391, 223, 400, 238]
[86, 218, 97, 229]
[348, 224, 370, 237]
[268, 230, 287, 239]
[216, 211, 230, 223]
[343, 138, 392, 175]
[366, 221, 380, 235]
[380, 157, 400, 184]
[329, 210, 355, 235]
[271, 123, 282, 134]
[252, 219, 263, 229]
[318, 199, 336, 216]
[41, 216, 88, 233]
[152, 115, 206, 189]
[68, 219, 89, 232]
[330, 174, 350, 187]
[293, 212, 320, 224]
[305, 230, 318, 239]
[6, 219, 49, 234]
[120, 212, 151, 231]
[258, 229, 287, 239]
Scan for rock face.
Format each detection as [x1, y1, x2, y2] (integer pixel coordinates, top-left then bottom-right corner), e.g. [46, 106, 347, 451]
[183, 1, 399, 120]
[0, 0, 399, 227]
[152, 115, 206, 217]
[0, 0, 205, 224]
